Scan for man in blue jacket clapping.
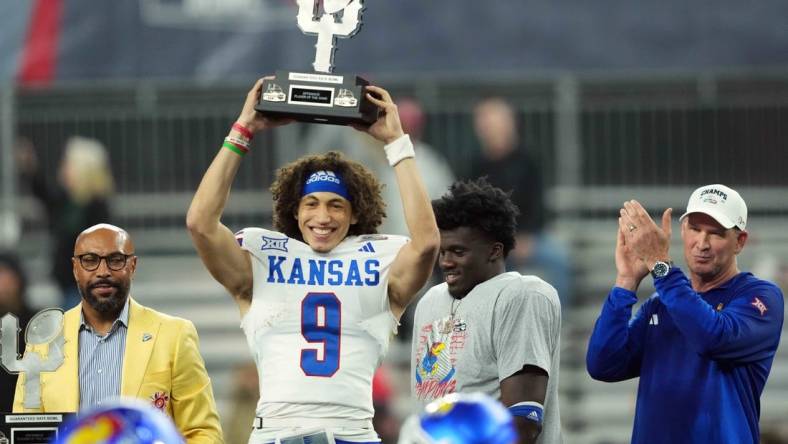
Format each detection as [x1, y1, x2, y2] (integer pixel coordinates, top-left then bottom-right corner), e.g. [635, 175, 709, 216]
[586, 184, 784, 444]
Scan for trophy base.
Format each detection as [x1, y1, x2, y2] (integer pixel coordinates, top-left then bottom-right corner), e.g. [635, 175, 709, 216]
[255, 71, 379, 126]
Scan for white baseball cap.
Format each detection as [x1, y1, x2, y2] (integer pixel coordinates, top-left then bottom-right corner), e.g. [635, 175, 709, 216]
[680, 184, 747, 231]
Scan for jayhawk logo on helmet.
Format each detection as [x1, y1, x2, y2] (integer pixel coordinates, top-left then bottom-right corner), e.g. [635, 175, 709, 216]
[54, 399, 183, 444]
[398, 393, 518, 444]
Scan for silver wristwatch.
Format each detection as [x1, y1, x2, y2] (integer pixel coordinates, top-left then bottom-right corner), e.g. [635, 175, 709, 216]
[650, 260, 673, 279]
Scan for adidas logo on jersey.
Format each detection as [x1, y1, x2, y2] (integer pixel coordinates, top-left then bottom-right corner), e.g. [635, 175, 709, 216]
[358, 242, 376, 253]
[649, 314, 659, 325]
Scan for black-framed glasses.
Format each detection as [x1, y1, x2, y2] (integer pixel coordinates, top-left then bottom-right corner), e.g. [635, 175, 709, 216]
[75, 253, 134, 271]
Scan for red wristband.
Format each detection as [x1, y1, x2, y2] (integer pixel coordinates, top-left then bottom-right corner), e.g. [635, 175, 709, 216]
[232, 122, 253, 140]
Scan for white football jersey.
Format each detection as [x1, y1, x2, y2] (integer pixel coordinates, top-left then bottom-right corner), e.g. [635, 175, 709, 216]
[238, 227, 408, 439]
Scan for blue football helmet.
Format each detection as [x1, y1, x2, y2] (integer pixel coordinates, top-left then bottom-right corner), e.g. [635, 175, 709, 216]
[398, 393, 517, 444]
[52, 399, 183, 444]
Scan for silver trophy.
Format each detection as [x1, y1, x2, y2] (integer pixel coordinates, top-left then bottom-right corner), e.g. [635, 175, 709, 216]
[255, 0, 378, 125]
[0, 309, 65, 409]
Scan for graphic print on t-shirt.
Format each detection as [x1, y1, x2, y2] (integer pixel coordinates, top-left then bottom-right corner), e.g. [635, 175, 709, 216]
[414, 314, 467, 401]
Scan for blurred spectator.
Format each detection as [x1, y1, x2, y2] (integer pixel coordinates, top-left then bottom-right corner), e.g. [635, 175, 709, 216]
[223, 361, 259, 444]
[0, 252, 36, 412]
[16, 137, 114, 309]
[761, 422, 788, 444]
[372, 365, 400, 444]
[469, 97, 572, 308]
[396, 97, 456, 212]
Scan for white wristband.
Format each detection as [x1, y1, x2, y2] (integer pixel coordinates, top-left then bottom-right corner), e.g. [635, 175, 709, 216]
[383, 134, 415, 167]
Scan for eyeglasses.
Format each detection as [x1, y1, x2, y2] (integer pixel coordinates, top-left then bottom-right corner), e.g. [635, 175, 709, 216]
[75, 253, 134, 271]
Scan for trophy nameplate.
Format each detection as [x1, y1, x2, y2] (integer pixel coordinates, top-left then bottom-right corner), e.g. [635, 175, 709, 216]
[255, 0, 378, 125]
[0, 413, 70, 444]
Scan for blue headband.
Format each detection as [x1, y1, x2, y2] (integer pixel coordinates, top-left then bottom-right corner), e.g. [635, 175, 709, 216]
[302, 170, 351, 201]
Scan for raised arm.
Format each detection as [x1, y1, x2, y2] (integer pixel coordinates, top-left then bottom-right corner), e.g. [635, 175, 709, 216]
[387, 149, 441, 317]
[186, 78, 290, 310]
[352, 86, 440, 318]
[15, 138, 63, 211]
[586, 217, 651, 381]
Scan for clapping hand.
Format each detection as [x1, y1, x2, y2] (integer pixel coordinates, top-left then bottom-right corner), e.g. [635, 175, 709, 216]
[619, 200, 673, 271]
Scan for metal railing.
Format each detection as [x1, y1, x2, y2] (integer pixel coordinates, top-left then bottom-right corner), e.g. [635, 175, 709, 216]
[3, 72, 786, 209]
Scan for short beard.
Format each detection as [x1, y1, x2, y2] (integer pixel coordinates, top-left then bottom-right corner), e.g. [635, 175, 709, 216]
[79, 280, 130, 317]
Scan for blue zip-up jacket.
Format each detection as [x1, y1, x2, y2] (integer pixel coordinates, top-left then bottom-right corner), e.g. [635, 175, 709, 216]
[586, 267, 784, 443]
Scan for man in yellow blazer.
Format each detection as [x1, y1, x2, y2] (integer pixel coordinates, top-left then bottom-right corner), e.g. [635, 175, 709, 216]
[13, 224, 224, 444]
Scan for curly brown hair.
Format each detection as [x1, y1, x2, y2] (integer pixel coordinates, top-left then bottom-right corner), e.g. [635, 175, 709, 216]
[270, 151, 386, 241]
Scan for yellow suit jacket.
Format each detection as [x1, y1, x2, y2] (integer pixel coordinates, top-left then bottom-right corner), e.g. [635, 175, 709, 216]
[13, 298, 224, 444]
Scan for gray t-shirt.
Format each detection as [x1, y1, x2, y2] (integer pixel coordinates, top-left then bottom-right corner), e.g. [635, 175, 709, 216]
[411, 272, 562, 443]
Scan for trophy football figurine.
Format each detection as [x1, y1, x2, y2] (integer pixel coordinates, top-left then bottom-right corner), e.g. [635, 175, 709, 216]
[255, 0, 378, 125]
[1, 308, 66, 408]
